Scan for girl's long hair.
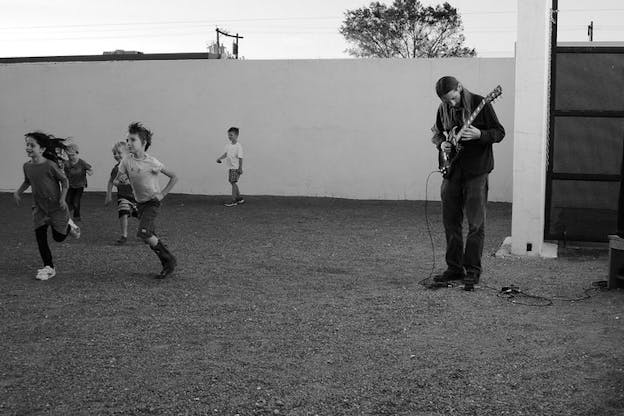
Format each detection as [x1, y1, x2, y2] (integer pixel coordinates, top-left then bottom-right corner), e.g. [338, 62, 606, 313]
[25, 132, 68, 164]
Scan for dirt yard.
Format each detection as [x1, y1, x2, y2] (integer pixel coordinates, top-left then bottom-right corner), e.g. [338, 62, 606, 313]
[1, 192, 622, 415]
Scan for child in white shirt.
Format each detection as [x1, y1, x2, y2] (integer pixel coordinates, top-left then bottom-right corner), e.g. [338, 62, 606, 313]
[216, 127, 244, 207]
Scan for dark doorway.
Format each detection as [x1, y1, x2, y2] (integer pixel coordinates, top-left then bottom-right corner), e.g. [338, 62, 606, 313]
[545, 44, 624, 242]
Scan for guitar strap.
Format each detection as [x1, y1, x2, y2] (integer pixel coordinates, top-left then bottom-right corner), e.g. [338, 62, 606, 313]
[438, 87, 474, 132]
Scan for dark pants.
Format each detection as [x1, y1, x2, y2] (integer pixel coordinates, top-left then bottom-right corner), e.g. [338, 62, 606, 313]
[66, 187, 84, 219]
[441, 170, 488, 277]
[137, 199, 161, 240]
[35, 224, 69, 267]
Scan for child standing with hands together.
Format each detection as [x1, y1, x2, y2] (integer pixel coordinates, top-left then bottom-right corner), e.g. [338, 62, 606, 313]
[14, 132, 81, 280]
[115, 122, 178, 279]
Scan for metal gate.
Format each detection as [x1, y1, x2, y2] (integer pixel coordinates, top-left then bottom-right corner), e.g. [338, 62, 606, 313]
[545, 44, 624, 242]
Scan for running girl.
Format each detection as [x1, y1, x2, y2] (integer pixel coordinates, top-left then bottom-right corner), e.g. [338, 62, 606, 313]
[14, 132, 81, 280]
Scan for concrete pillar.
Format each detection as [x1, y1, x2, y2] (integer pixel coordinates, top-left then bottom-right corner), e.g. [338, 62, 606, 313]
[509, 0, 557, 257]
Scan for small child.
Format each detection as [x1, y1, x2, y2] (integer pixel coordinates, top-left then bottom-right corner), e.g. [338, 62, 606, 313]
[55, 147, 68, 170]
[115, 122, 178, 279]
[13, 132, 81, 280]
[64, 142, 93, 221]
[105, 141, 137, 244]
[216, 126, 245, 207]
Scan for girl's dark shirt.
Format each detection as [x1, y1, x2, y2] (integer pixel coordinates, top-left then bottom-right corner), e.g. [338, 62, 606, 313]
[64, 158, 92, 188]
[23, 159, 68, 212]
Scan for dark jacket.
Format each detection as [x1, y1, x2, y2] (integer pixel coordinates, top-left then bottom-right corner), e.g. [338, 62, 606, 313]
[431, 91, 505, 177]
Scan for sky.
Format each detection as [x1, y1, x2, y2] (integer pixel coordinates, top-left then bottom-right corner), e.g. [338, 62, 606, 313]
[0, 0, 622, 59]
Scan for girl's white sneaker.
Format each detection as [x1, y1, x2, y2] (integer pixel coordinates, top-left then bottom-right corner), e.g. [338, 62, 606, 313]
[68, 218, 81, 239]
[36, 266, 56, 280]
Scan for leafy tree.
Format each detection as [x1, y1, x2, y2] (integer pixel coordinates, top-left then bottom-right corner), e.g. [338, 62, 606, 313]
[340, 0, 476, 58]
[207, 41, 234, 58]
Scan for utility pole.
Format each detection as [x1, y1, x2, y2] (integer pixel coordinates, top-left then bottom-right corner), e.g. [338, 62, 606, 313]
[216, 28, 220, 56]
[216, 28, 244, 59]
[587, 20, 593, 41]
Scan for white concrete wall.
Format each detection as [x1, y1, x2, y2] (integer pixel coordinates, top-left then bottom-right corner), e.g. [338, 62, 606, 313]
[0, 58, 514, 201]
[511, 0, 552, 256]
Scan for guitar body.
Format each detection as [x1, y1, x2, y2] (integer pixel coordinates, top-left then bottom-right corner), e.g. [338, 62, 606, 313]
[438, 129, 459, 179]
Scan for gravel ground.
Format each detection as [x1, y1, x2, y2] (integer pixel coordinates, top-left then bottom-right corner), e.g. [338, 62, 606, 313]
[1, 192, 623, 415]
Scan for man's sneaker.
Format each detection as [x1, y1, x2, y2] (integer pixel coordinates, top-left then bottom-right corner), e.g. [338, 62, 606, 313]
[68, 218, 81, 239]
[236, 198, 245, 205]
[463, 273, 479, 291]
[36, 266, 56, 281]
[224, 201, 238, 207]
[433, 270, 465, 283]
[116, 236, 128, 245]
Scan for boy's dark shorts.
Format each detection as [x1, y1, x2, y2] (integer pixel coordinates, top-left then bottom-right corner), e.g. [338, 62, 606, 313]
[136, 199, 160, 239]
[228, 169, 240, 184]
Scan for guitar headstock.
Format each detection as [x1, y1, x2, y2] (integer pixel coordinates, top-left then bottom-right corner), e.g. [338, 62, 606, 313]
[485, 85, 503, 104]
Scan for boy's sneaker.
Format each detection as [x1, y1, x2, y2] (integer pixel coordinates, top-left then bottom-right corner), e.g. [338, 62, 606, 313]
[68, 218, 81, 239]
[36, 266, 56, 281]
[236, 198, 245, 205]
[224, 201, 238, 207]
[116, 236, 128, 245]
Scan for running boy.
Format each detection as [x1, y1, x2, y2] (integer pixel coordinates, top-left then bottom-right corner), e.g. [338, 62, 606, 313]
[64, 141, 93, 221]
[105, 141, 137, 244]
[116, 122, 178, 278]
[14, 132, 81, 280]
[216, 127, 244, 207]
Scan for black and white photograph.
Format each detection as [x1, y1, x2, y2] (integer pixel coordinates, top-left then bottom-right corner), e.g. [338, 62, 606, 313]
[1, 0, 623, 414]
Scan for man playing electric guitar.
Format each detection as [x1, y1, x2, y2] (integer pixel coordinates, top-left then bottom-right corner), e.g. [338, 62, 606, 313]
[431, 76, 505, 291]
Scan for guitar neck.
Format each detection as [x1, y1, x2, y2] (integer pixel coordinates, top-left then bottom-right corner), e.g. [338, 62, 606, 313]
[450, 99, 487, 144]
[446, 85, 501, 145]
[463, 100, 487, 129]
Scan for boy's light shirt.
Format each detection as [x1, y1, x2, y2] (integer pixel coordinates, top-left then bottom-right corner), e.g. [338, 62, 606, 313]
[118, 153, 164, 203]
[224, 142, 243, 170]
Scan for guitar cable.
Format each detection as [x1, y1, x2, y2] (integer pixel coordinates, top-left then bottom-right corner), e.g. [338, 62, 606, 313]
[418, 169, 606, 304]
[419, 170, 442, 287]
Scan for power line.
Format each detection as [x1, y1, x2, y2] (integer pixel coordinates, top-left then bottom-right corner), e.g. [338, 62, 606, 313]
[0, 16, 343, 31]
[0, 9, 622, 35]
[5, 26, 624, 43]
[2, 7, 622, 31]
[1, 6, 623, 32]
[558, 8, 624, 12]
[0, 31, 344, 42]
[12, 24, 623, 37]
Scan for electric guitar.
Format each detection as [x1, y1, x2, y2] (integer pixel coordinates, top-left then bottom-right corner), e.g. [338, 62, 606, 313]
[438, 85, 502, 178]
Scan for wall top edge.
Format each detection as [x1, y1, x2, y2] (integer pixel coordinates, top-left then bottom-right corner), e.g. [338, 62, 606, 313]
[0, 53, 213, 63]
[556, 42, 624, 53]
[0, 54, 515, 64]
